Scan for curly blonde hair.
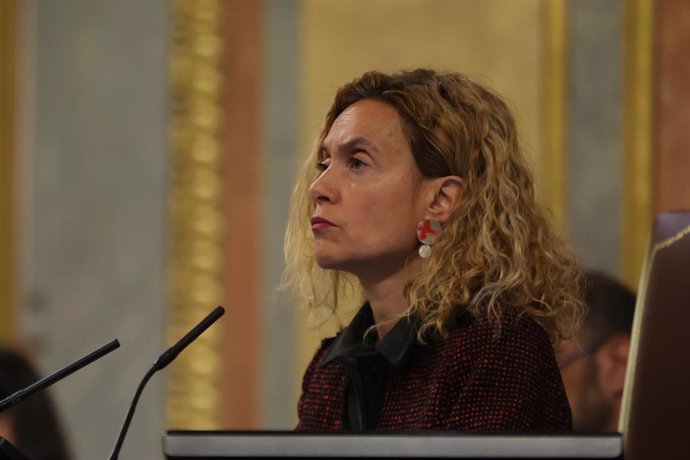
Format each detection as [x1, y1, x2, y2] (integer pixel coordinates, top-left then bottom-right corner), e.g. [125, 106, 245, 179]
[284, 69, 584, 343]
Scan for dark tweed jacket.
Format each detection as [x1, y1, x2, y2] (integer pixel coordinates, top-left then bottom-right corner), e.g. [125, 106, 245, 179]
[297, 309, 572, 431]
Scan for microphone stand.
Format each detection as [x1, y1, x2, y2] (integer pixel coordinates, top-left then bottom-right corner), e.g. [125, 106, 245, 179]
[109, 306, 225, 459]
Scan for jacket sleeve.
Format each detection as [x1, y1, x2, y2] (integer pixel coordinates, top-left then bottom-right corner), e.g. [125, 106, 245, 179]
[449, 316, 572, 431]
[295, 337, 335, 430]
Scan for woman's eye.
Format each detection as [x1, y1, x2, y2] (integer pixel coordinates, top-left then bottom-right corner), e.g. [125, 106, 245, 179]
[350, 157, 367, 169]
[316, 159, 330, 171]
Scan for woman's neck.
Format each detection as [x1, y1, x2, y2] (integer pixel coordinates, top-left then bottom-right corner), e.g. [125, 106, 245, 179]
[358, 258, 421, 339]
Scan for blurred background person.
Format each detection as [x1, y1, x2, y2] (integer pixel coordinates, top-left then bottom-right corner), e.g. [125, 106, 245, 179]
[558, 272, 636, 432]
[0, 347, 73, 460]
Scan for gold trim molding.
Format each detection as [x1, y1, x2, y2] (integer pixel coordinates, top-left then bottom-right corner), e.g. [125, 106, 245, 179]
[0, 0, 18, 343]
[167, 0, 225, 429]
[543, 0, 568, 227]
[621, 0, 654, 288]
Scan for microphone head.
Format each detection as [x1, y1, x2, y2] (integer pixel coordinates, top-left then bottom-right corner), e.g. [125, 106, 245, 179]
[153, 306, 225, 370]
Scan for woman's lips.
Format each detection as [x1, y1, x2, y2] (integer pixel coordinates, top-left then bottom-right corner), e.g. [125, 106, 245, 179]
[311, 216, 335, 230]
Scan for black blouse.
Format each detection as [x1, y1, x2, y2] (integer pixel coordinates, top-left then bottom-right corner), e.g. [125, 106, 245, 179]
[320, 303, 422, 430]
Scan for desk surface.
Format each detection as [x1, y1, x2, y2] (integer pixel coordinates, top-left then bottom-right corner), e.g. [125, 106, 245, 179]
[164, 431, 623, 459]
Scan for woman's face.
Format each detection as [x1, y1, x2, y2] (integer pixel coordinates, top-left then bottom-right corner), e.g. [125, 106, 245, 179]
[308, 99, 430, 281]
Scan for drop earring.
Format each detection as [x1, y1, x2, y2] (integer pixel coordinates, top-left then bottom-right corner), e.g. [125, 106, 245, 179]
[416, 219, 442, 258]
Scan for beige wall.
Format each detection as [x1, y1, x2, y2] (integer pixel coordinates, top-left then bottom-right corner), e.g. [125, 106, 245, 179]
[295, 0, 556, 397]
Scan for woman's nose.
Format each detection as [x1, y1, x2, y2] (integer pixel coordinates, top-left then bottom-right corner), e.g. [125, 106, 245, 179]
[308, 168, 337, 204]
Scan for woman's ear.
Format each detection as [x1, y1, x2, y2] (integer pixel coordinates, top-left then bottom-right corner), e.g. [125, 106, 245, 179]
[426, 176, 463, 222]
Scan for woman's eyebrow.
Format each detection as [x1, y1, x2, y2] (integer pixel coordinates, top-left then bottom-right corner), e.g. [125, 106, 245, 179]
[320, 136, 379, 155]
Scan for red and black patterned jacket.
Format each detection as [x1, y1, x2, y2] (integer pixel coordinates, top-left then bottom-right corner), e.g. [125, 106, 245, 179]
[297, 308, 572, 431]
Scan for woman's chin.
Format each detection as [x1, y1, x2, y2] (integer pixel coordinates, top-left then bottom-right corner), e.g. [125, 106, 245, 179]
[314, 255, 340, 270]
[314, 252, 356, 272]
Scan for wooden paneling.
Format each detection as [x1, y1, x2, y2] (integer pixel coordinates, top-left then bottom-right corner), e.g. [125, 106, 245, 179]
[0, 0, 18, 343]
[220, 0, 263, 429]
[654, 0, 690, 214]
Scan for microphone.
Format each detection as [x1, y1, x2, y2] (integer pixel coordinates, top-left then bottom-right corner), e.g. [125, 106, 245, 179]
[109, 305, 225, 459]
[0, 339, 120, 413]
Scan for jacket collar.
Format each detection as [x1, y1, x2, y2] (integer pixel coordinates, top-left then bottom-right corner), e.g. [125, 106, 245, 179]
[320, 302, 422, 368]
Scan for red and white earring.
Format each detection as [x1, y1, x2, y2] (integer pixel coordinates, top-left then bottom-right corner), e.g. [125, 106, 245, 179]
[416, 219, 442, 258]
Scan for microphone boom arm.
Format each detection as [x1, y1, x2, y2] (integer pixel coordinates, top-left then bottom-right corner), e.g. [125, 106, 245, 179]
[0, 339, 120, 414]
[109, 305, 225, 460]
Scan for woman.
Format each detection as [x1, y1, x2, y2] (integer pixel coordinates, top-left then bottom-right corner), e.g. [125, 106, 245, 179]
[284, 69, 583, 431]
